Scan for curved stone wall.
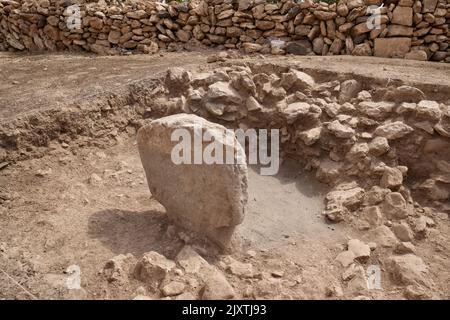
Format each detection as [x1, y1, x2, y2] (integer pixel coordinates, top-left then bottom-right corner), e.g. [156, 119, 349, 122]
[0, 0, 449, 62]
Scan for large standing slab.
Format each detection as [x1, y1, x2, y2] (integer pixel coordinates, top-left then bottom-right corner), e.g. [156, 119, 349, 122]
[137, 114, 248, 248]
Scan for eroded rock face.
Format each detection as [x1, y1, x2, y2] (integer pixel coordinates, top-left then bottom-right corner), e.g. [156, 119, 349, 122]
[137, 114, 248, 249]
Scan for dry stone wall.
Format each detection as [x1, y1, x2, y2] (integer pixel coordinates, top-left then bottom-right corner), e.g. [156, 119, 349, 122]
[0, 0, 449, 61]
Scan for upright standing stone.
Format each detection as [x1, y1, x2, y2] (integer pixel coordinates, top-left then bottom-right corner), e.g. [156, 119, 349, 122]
[137, 114, 248, 249]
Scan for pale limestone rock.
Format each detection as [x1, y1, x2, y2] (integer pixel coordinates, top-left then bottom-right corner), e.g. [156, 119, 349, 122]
[134, 251, 176, 283]
[137, 114, 248, 248]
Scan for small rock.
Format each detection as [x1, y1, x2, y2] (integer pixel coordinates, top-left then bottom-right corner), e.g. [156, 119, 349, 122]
[161, 281, 185, 297]
[395, 242, 416, 254]
[134, 251, 176, 284]
[364, 186, 390, 205]
[371, 225, 398, 248]
[416, 100, 442, 121]
[297, 127, 322, 146]
[404, 284, 432, 300]
[336, 250, 355, 267]
[174, 292, 196, 300]
[368, 136, 390, 156]
[382, 192, 410, 220]
[374, 121, 414, 140]
[103, 253, 136, 283]
[226, 258, 254, 278]
[404, 50, 428, 61]
[380, 167, 404, 190]
[347, 239, 371, 263]
[342, 263, 364, 281]
[175, 245, 210, 274]
[88, 173, 103, 186]
[339, 79, 361, 104]
[346, 143, 369, 163]
[35, 168, 52, 177]
[363, 206, 383, 227]
[202, 270, 235, 300]
[386, 254, 430, 287]
[392, 222, 414, 242]
[327, 120, 355, 138]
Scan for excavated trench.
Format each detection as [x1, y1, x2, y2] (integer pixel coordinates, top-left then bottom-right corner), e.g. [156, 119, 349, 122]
[1, 58, 450, 300]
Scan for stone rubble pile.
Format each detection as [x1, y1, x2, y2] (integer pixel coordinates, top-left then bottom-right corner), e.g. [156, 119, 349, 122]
[102, 246, 241, 300]
[0, 0, 449, 62]
[146, 63, 450, 214]
[132, 62, 449, 296]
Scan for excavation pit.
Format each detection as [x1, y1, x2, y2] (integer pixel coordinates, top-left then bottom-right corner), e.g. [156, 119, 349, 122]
[1, 53, 449, 300]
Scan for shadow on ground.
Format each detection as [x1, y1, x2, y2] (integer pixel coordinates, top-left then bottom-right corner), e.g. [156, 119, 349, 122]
[87, 208, 178, 257]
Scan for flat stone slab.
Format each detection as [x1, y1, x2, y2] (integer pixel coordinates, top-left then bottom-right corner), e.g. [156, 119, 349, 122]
[137, 114, 248, 248]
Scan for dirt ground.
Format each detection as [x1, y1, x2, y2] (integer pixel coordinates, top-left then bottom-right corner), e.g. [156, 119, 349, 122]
[1, 51, 449, 119]
[0, 134, 350, 299]
[0, 51, 449, 300]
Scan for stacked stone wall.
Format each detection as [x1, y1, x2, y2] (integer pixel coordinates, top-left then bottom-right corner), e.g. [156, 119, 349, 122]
[0, 0, 449, 62]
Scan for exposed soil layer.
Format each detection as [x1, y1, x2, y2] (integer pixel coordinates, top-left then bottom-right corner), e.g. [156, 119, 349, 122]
[1, 53, 449, 119]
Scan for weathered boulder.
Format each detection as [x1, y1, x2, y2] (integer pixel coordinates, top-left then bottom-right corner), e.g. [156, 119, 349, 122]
[137, 114, 248, 248]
